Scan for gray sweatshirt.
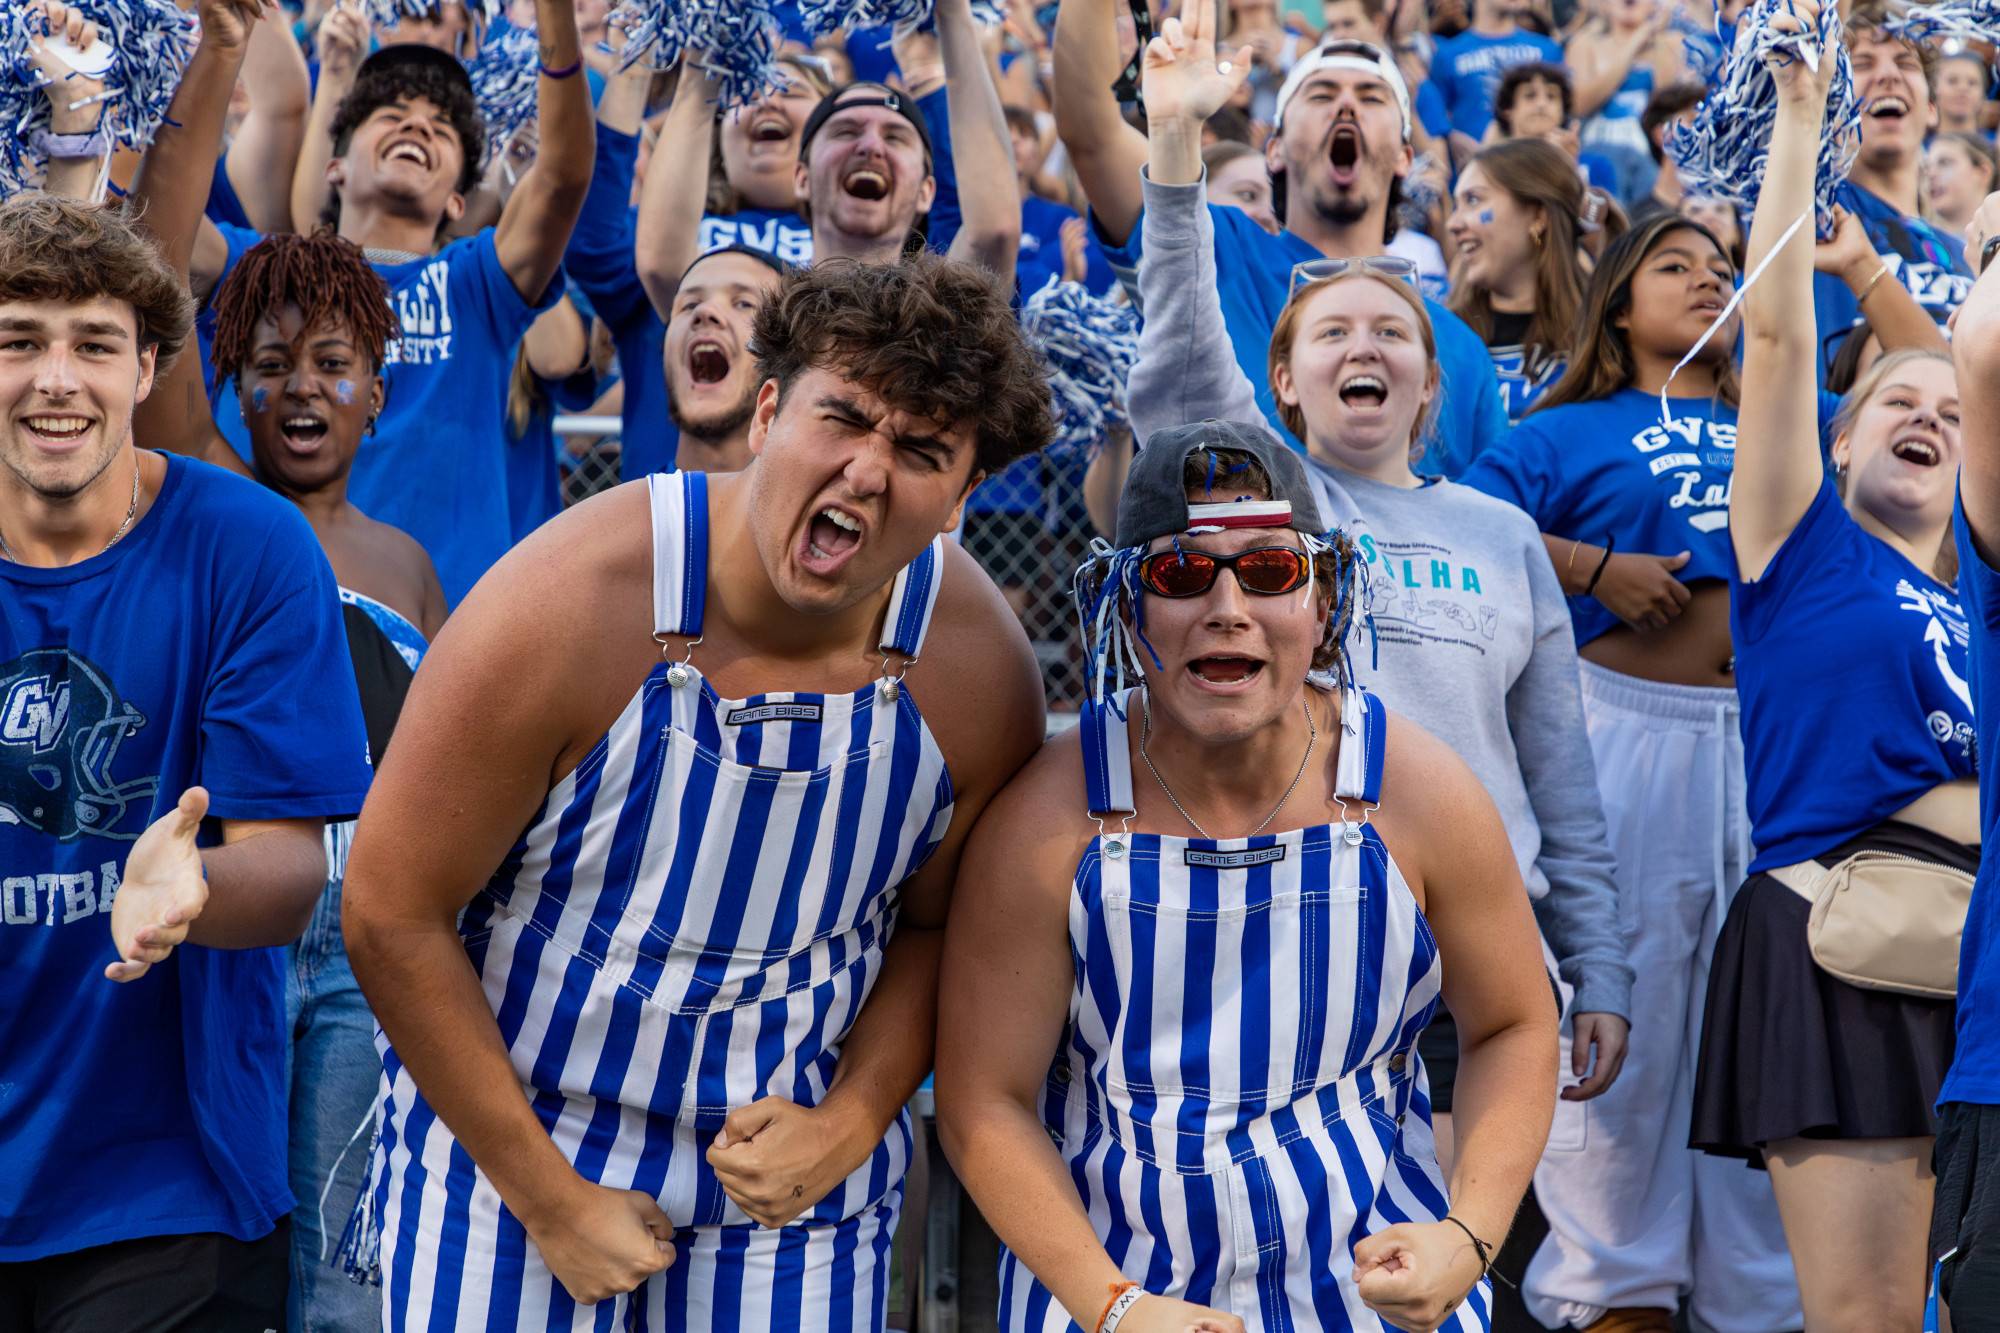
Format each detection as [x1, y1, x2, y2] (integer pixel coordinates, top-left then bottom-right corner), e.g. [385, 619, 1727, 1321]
[1124, 172, 1632, 1020]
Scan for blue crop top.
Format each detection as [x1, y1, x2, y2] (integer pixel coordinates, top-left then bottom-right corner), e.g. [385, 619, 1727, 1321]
[1460, 388, 1737, 645]
[1733, 483, 1975, 871]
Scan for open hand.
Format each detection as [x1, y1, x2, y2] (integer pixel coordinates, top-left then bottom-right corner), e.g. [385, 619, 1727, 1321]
[1353, 1219, 1487, 1330]
[527, 1179, 676, 1304]
[706, 1097, 872, 1228]
[1812, 205, 1879, 284]
[1140, 2, 1254, 127]
[315, 0, 372, 85]
[107, 787, 210, 983]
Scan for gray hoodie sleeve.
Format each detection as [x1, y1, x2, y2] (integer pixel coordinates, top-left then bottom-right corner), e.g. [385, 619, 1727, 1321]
[1126, 170, 1265, 445]
[1509, 534, 1635, 1020]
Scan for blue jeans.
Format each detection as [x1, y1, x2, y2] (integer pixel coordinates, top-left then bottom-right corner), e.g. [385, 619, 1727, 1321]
[284, 826, 382, 1333]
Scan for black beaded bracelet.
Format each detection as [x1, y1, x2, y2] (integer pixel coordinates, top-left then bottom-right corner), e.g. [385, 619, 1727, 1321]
[1583, 533, 1617, 597]
[1442, 1214, 1493, 1277]
[539, 58, 583, 79]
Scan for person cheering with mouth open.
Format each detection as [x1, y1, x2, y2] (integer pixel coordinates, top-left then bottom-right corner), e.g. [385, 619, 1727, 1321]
[659, 244, 788, 472]
[936, 423, 1557, 1331]
[342, 254, 1053, 1329]
[1054, 0, 1509, 477]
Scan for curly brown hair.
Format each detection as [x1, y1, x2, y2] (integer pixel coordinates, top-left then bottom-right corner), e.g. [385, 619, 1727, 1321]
[210, 230, 400, 391]
[750, 252, 1055, 476]
[0, 194, 195, 373]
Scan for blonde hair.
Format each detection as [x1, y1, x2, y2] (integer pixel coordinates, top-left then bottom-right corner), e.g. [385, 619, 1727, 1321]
[1830, 347, 1959, 583]
[1266, 269, 1439, 451]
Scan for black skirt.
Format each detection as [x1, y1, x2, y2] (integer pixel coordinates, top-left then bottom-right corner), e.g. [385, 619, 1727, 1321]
[1691, 820, 1974, 1168]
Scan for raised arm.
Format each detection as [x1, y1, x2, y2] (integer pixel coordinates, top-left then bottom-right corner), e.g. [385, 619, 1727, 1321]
[28, 2, 115, 201]
[1122, 3, 1262, 442]
[491, 0, 595, 302]
[289, 1, 369, 236]
[633, 60, 716, 320]
[1730, 0, 1835, 581]
[226, 6, 311, 231]
[1052, 0, 1150, 246]
[132, 299, 252, 476]
[130, 0, 264, 285]
[935, 0, 1022, 276]
[1957, 198, 2000, 559]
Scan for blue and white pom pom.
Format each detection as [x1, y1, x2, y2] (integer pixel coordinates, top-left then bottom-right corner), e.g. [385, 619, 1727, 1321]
[469, 22, 538, 162]
[607, 0, 1005, 108]
[362, 0, 501, 28]
[605, 0, 784, 107]
[1879, 0, 2000, 42]
[1020, 277, 1142, 465]
[0, 0, 198, 197]
[1665, 0, 1860, 238]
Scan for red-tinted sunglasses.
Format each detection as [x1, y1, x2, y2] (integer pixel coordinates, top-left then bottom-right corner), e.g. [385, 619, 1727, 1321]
[1137, 546, 1313, 599]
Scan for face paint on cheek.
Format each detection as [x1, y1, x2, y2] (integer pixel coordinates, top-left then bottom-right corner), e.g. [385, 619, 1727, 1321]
[1477, 209, 1494, 226]
[251, 386, 269, 412]
[336, 380, 357, 406]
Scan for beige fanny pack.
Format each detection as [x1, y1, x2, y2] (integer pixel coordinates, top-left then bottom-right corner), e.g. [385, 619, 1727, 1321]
[1767, 787, 1975, 1001]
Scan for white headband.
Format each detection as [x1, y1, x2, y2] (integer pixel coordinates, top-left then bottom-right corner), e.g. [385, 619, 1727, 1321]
[1273, 43, 1414, 141]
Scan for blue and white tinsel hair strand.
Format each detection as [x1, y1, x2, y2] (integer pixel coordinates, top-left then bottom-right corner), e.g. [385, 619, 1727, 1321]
[0, 0, 198, 198]
[1020, 278, 1143, 465]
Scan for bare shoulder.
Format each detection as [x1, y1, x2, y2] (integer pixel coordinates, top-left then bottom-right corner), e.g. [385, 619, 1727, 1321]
[1371, 705, 1507, 889]
[910, 540, 1049, 796]
[423, 480, 654, 688]
[960, 722, 1099, 891]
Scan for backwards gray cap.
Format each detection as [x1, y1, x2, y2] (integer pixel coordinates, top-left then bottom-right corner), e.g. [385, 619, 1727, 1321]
[1115, 419, 1329, 550]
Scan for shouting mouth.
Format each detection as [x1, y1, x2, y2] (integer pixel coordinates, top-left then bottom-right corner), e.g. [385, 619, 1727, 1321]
[1188, 655, 1265, 690]
[687, 340, 731, 386]
[1891, 435, 1941, 467]
[1339, 374, 1388, 411]
[843, 167, 891, 201]
[750, 114, 791, 144]
[1328, 124, 1363, 186]
[1867, 95, 1911, 122]
[800, 504, 865, 577]
[385, 139, 434, 170]
[281, 413, 330, 452]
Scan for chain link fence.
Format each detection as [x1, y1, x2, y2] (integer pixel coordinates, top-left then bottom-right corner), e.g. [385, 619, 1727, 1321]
[557, 421, 1101, 715]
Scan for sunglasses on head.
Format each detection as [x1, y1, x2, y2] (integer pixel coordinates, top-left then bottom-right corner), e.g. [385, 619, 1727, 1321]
[1138, 546, 1313, 598]
[1288, 255, 1419, 297]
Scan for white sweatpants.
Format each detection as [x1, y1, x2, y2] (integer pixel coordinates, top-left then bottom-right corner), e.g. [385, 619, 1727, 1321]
[1524, 663, 1802, 1333]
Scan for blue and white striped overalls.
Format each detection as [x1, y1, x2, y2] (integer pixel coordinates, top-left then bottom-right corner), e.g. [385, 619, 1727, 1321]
[998, 686, 1490, 1331]
[371, 471, 955, 1331]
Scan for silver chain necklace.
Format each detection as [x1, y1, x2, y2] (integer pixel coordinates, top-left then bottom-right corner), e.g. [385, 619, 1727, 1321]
[0, 455, 140, 564]
[363, 246, 427, 266]
[1140, 689, 1318, 840]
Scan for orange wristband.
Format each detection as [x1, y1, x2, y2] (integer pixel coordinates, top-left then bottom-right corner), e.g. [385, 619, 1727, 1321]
[1096, 1281, 1140, 1333]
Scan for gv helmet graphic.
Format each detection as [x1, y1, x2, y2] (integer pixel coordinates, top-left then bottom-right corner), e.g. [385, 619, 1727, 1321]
[0, 649, 157, 841]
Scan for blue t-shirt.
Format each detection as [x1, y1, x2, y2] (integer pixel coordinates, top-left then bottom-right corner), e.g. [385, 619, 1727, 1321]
[1461, 387, 1736, 645]
[0, 454, 373, 1260]
[209, 229, 561, 605]
[1814, 182, 1973, 380]
[1579, 151, 1620, 194]
[1018, 195, 1114, 299]
[1733, 482, 1974, 871]
[206, 154, 253, 231]
[1096, 201, 1511, 479]
[1428, 29, 1566, 138]
[1597, 62, 1653, 123]
[1944, 496, 2000, 1107]
[699, 207, 815, 267]
[1489, 343, 1566, 423]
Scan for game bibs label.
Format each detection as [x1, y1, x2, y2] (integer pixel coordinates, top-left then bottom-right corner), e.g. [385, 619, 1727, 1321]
[1184, 846, 1288, 869]
[725, 702, 824, 727]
